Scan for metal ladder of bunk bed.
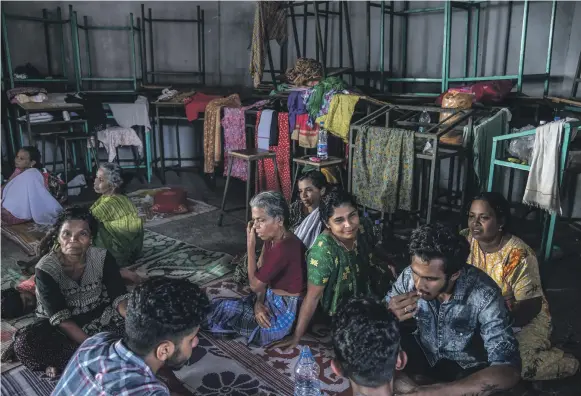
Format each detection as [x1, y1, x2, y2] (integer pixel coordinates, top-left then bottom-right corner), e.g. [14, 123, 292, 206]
[487, 120, 581, 262]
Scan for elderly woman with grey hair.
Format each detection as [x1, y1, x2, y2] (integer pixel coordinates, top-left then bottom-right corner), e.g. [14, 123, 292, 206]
[90, 163, 144, 283]
[205, 191, 307, 346]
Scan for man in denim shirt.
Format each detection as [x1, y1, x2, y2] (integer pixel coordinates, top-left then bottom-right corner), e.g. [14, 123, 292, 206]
[385, 223, 520, 396]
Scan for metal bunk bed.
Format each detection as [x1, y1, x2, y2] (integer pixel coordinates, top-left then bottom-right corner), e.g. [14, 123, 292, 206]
[259, 1, 355, 88]
[140, 4, 205, 87]
[359, 0, 558, 97]
[347, 103, 502, 225]
[487, 119, 580, 262]
[69, 5, 143, 93]
[1, 7, 71, 90]
[68, 6, 153, 182]
[571, 49, 581, 99]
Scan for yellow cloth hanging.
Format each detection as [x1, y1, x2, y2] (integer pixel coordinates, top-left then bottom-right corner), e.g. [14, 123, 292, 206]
[321, 168, 339, 185]
[316, 94, 360, 142]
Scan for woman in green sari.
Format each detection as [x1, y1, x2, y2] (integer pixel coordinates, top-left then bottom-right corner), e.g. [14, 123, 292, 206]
[91, 163, 144, 283]
[267, 188, 396, 351]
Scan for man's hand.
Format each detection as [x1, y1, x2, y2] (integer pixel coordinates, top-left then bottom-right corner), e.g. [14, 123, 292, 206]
[254, 301, 272, 328]
[265, 335, 300, 352]
[388, 291, 420, 322]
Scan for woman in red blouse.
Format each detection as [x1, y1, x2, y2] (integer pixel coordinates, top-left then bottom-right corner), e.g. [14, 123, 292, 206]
[205, 191, 306, 346]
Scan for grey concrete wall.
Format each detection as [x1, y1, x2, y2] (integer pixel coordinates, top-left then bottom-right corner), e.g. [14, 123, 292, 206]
[2, 1, 580, 217]
[2, 1, 579, 94]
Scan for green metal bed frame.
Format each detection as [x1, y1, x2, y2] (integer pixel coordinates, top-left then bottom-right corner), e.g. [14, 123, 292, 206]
[1, 7, 70, 89]
[140, 4, 205, 87]
[571, 49, 581, 99]
[261, 1, 355, 87]
[362, 0, 558, 96]
[347, 103, 501, 225]
[69, 5, 142, 93]
[487, 119, 580, 262]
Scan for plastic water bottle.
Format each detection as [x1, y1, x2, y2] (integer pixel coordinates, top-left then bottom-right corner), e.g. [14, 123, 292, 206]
[294, 346, 321, 396]
[317, 123, 328, 160]
[418, 111, 431, 133]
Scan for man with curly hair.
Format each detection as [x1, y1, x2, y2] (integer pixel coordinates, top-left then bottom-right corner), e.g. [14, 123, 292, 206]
[331, 298, 407, 396]
[53, 277, 210, 396]
[385, 223, 521, 396]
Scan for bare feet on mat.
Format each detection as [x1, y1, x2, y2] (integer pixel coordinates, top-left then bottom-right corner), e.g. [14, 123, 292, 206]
[157, 367, 194, 396]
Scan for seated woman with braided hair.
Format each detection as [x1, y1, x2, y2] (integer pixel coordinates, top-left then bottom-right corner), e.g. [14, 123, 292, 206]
[268, 188, 396, 351]
[2, 206, 129, 378]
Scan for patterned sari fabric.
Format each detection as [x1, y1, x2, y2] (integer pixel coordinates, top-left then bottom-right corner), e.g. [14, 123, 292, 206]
[90, 195, 144, 268]
[315, 94, 360, 142]
[205, 289, 302, 347]
[307, 218, 392, 317]
[462, 230, 580, 380]
[250, 1, 287, 88]
[352, 126, 414, 213]
[13, 247, 128, 373]
[292, 114, 319, 149]
[222, 108, 249, 181]
[204, 94, 242, 174]
[254, 112, 291, 201]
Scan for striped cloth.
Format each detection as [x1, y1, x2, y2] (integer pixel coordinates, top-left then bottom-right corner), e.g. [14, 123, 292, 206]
[206, 289, 301, 347]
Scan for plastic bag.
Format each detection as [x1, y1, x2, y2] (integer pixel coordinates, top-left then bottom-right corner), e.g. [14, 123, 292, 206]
[439, 91, 474, 125]
[435, 80, 515, 105]
[439, 91, 473, 145]
[507, 125, 536, 163]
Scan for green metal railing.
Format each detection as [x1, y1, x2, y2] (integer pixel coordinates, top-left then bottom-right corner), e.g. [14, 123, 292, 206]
[69, 5, 142, 93]
[140, 4, 205, 86]
[1, 7, 70, 89]
[487, 120, 580, 262]
[364, 0, 558, 96]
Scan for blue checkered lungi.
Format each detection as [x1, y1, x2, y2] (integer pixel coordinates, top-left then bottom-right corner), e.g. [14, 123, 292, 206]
[205, 289, 302, 346]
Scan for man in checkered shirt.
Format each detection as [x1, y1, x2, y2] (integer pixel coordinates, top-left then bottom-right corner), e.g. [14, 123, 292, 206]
[53, 277, 210, 395]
